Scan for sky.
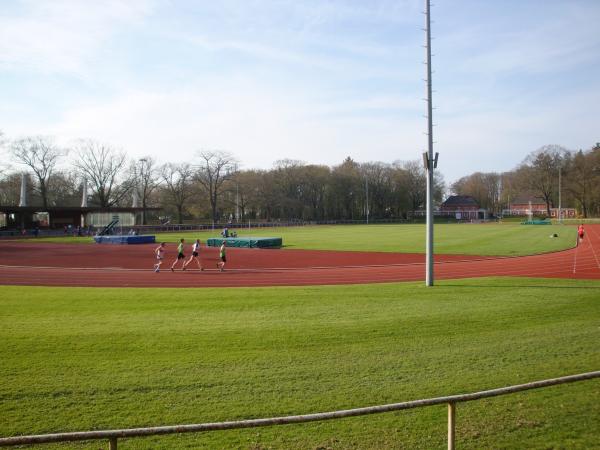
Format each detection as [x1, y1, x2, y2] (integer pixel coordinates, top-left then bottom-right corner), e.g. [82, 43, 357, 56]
[1, 0, 599, 184]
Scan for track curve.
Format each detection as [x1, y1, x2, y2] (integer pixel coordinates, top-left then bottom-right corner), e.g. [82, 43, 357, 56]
[0, 225, 599, 287]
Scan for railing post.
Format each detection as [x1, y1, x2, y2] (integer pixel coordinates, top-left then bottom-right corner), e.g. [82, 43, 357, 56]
[448, 402, 455, 450]
[108, 437, 117, 450]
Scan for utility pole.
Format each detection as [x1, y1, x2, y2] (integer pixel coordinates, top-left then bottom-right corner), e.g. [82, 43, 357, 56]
[236, 182, 240, 222]
[365, 176, 369, 224]
[558, 166, 562, 224]
[139, 158, 147, 225]
[424, 0, 436, 286]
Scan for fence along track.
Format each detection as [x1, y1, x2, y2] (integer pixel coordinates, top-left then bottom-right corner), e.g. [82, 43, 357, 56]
[0, 371, 598, 449]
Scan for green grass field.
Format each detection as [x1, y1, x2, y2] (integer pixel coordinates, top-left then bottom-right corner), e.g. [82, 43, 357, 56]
[32, 223, 578, 256]
[2, 278, 599, 449]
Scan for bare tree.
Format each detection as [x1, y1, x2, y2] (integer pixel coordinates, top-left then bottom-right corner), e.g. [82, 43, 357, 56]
[565, 149, 598, 218]
[10, 136, 64, 209]
[399, 160, 444, 213]
[194, 151, 238, 224]
[0, 172, 24, 205]
[520, 145, 569, 216]
[402, 160, 427, 211]
[223, 170, 264, 222]
[132, 156, 160, 224]
[160, 162, 195, 223]
[0, 132, 10, 178]
[451, 172, 501, 213]
[330, 157, 361, 219]
[72, 139, 130, 207]
[49, 170, 81, 206]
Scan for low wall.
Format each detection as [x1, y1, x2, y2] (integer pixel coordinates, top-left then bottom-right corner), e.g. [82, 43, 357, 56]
[93, 235, 156, 245]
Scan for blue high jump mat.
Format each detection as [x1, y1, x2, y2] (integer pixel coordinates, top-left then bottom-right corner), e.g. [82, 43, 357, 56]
[521, 219, 551, 225]
[206, 237, 282, 248]
[94, 235, 156, 244]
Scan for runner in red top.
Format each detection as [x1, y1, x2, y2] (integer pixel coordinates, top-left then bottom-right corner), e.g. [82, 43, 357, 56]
[578, 224, 585, 242]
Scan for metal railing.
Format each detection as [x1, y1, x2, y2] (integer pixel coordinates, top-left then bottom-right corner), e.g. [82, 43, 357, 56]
[0, 370, 598, 450]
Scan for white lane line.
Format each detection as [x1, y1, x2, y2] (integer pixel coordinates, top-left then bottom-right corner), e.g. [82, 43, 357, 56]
[586, 226, 600, 269]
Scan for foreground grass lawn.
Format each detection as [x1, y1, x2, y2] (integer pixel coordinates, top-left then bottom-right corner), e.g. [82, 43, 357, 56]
[1, 278, 599, 449]
[32, 223, 577, 256]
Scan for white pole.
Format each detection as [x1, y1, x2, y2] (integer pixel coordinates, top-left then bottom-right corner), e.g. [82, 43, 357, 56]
[236, 183, 240, 222]
[448, 402, 456, 450]
[81, 179, 88, 208]
[19, 172, 27, 207]
[425, 0, 435, 286]
[365, 176, 369, 224]
[558, 166, 562, 224]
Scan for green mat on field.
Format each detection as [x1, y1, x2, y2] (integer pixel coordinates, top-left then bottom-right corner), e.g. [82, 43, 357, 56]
[521, 219, 551, 225]
[206, 237, 282, 248]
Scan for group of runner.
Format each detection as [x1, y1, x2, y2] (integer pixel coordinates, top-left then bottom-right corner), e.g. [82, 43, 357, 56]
[151, 224, 587, 273]
[153, 238, 227, 273]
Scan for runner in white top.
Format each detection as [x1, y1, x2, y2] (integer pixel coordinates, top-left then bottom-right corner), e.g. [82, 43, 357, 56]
[183, 239, 203, 271]
[153, 242, 166, 272]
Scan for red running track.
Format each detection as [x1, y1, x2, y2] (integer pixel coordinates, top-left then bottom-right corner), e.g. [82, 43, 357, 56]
[0, 225, 599, 287]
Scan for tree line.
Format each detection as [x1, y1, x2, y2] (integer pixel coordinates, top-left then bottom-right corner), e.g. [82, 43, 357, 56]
[451, 143, 600, 218]
[0, 134, 444, 225]
[1, 133, 599, 225]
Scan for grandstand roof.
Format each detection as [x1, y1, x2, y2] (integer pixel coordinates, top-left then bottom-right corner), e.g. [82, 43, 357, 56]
[441, 195, 479, 208]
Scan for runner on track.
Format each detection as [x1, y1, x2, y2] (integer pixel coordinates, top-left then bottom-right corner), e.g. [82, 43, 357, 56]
[578, 224, 585, 242]
[154, 242, 166, 272]
[183, 239, 203, 271]
[171, 238, 185, 271]
[217, 240, 227, 272]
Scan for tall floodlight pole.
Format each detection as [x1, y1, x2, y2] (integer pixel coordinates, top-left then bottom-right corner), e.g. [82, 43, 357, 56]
[424, 0, 435, 286]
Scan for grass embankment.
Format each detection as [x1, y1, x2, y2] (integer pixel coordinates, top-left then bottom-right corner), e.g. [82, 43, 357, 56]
[1, 278, 599, 449]
[31, 223, 577, 256]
